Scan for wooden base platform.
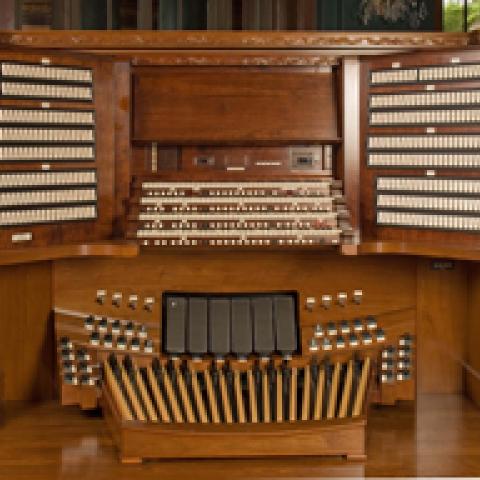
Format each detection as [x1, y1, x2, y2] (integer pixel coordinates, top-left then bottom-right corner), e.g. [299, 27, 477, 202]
[0, 395, 479, 479]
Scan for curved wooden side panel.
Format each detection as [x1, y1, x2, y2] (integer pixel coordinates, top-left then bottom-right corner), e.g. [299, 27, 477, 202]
[102, 377, 366, 463]
[0, 242, 138, 267]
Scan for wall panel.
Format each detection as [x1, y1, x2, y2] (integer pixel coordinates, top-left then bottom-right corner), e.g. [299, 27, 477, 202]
[0, 262, 53, 402]
[467, 263, 480, 407]
[416, 259, 468, 394]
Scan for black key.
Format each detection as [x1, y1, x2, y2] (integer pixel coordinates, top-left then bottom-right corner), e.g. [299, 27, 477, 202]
[164, 296, 187, 354]
[252, 297, 274, 356]
[187, 297, 208, 356]
[209, 298, 231, 356]
[231, 297, 253, 357]
[273, 295, 297, 356]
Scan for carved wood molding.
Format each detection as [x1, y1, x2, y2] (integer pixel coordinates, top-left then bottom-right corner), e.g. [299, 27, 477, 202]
[0, 30, 470, 51]
[131, 52, 339, 67]
[0, 242, 139, 266]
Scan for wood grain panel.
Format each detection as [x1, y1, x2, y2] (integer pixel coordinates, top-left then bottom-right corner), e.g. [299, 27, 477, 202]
[133, 67, 338, 144]
[53, 252, 417, 331]
[0, 0, 15, 29]
[53, 252, 420, 403]
[359, 48, 480, 251]
[467, 263, 480, 407]
[0, 30, 468, 51]
[0, 262, 53, 401]
[417, 259, 468, 394]
[0, 49, 115, 249]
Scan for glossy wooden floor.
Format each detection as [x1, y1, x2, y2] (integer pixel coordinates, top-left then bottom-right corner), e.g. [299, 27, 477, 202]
[0, 395, 479, 479]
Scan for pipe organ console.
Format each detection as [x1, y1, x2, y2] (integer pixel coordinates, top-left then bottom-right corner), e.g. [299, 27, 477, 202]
[53, 284, 415, 461]
[0, 31, 479, 471]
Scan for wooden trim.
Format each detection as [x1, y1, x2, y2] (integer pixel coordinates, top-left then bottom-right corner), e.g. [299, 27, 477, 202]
[359, 241, 480, 262]
[0, 31, 469, 51]
[0, 242, 138, 267]
[342, 57, 361, 242]
[129, 51, 339, 67]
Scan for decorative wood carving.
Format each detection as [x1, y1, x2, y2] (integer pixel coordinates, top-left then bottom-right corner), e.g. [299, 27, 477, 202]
[131, 54, 338, 67]
[0, 31, 469, 52]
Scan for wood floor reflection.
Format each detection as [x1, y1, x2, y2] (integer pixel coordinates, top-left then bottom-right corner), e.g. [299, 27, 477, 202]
[0, 395, 479, 479]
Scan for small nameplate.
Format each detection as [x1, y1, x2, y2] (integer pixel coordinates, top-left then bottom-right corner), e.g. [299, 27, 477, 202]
[426, 127, 436, 134]
[391, 62, 401, 69]
[41, 164, 51, 171]
[426, 170, 436, 177]
[425, 84, 435, 91]
[450, 57, 460, 64]
[431, 260, 455, 271]
[255, 161, 282, 166]
[226, 167, 246, 171]
[12, 232, 32, 243]
[41, 102, 50, 109]
[41, 57, 51, 65]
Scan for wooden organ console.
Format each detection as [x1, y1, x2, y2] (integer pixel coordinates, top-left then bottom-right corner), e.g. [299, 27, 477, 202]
[0, 31, 479, 469]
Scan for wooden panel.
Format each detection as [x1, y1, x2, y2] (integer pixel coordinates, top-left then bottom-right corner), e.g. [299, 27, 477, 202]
[54, 252, 417, 328]
[0, 242, 138, 267]
[416, 259, 468, 394]
[342, 58, 361, 237]
[0, 262, 53, 401]
[113, 61, 132, 236]
[53, 252, 419, 403]
[0, 0, 15, 29]
[360, 48, 480, 251]
[132, 66, 338, 144]
[467, 263, 480, 407]
[0, 49, 115, 249]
